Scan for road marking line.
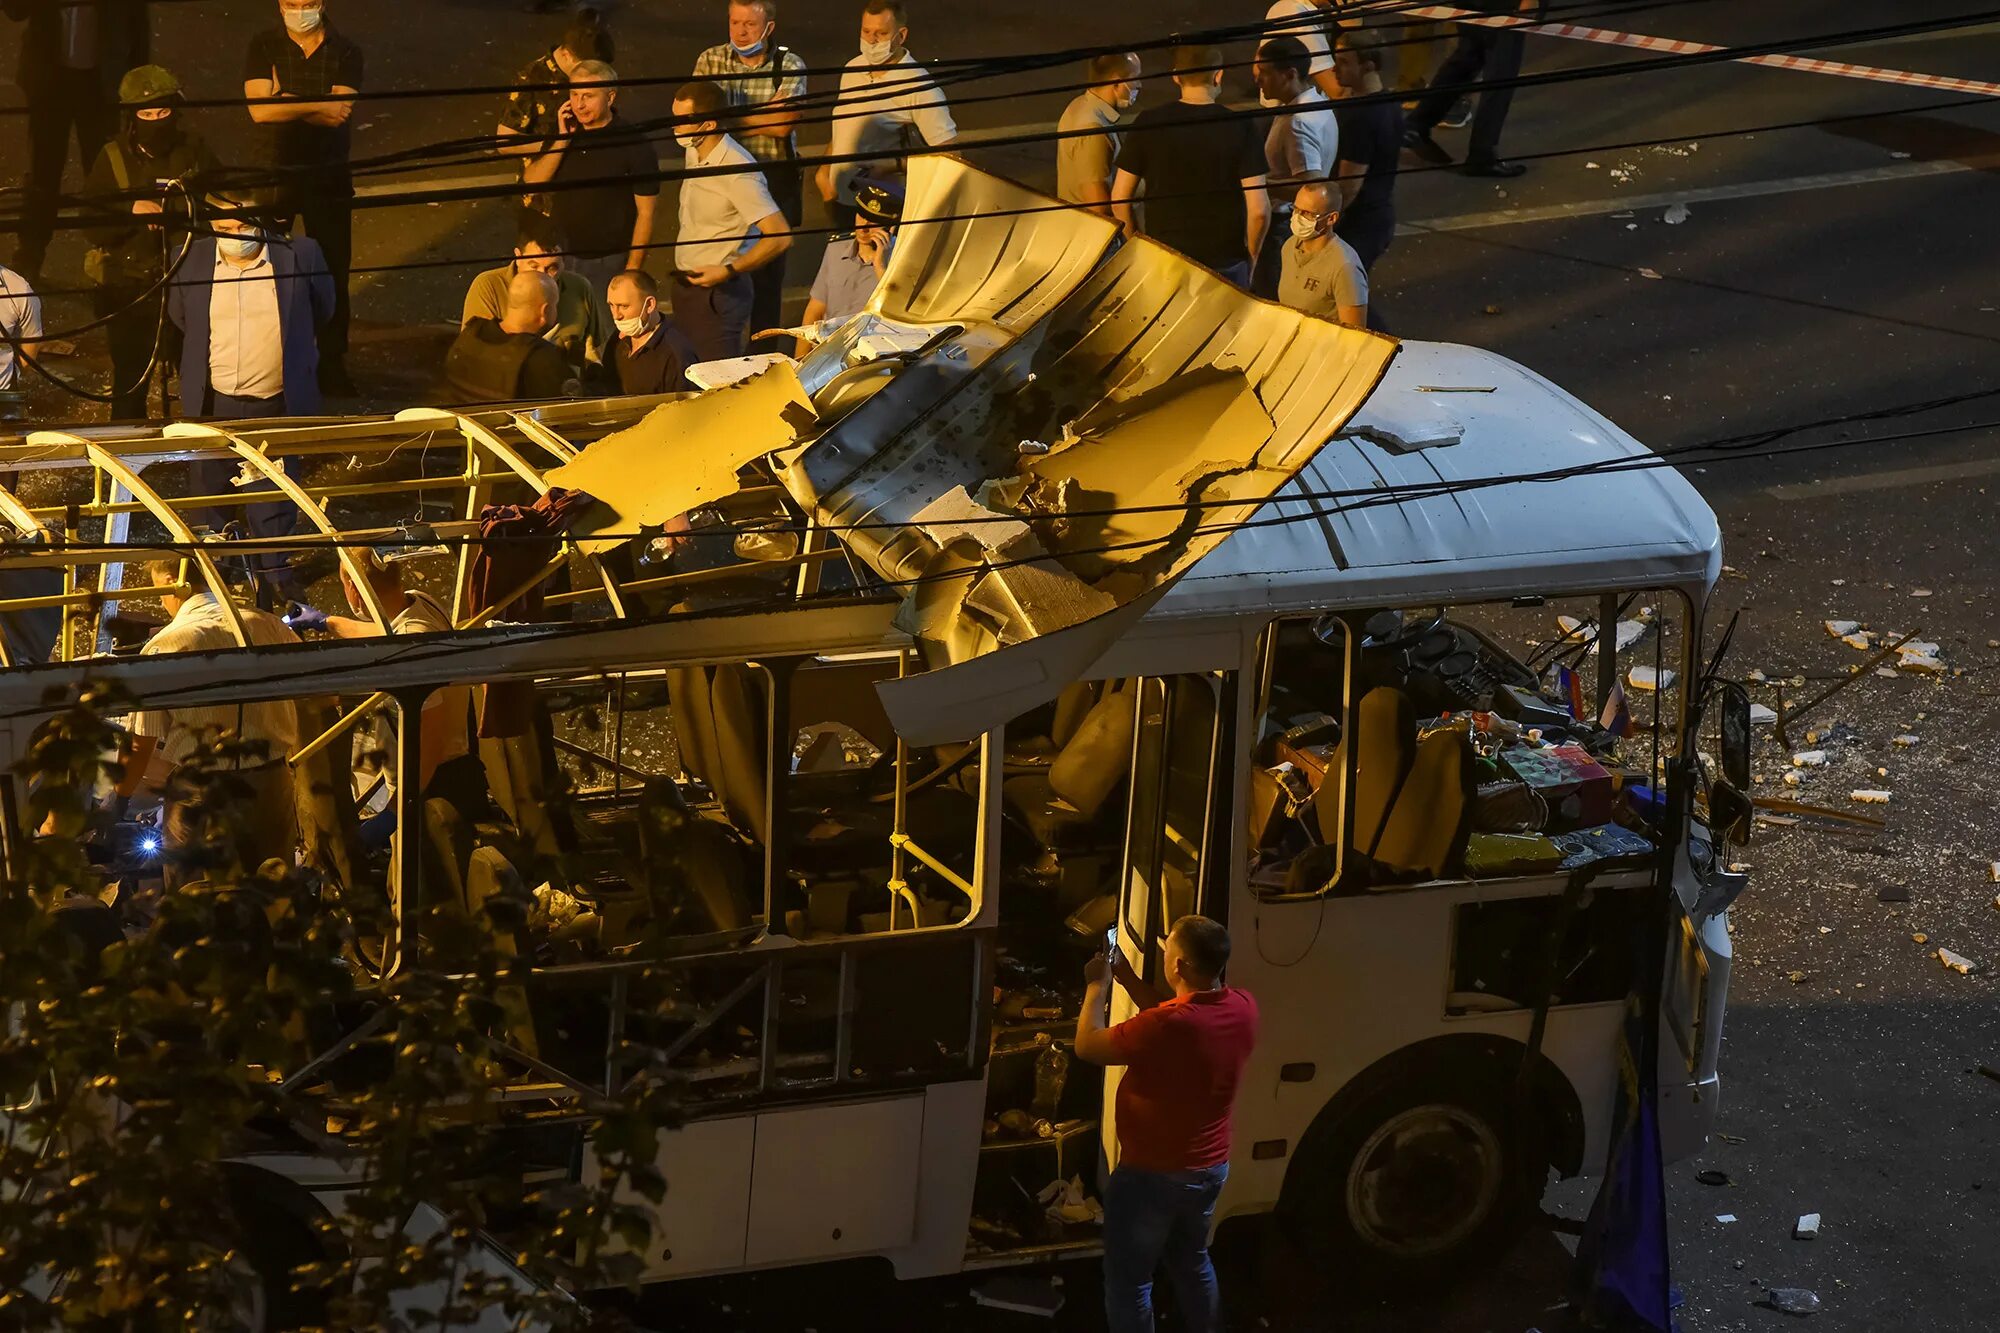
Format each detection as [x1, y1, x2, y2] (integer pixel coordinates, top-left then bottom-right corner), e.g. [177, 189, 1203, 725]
[1767, 453, 2000, 500]
[1397, 156, 1979, 232]
[1402, 5, 2000, 97]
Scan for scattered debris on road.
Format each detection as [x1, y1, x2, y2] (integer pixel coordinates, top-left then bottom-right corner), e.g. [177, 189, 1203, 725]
[1937, 947, 1981, 975]
[1793, 1213, 1820, 1240]
[1760, 1286, 1823, 1316]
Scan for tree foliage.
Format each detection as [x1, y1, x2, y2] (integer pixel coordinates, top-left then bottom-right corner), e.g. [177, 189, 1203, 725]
[0, 682, 675, 1330]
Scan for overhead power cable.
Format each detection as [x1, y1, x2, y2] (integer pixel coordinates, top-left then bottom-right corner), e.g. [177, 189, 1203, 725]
[6, 4, 1993, 233]
[8, 81, 1993, 333]
[12, 383, 1996, 553]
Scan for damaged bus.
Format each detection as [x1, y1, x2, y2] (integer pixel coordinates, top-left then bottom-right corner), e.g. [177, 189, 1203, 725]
[0, 159, 1747, 1310]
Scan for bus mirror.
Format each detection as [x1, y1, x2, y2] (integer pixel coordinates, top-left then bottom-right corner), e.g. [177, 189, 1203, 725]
[1720, 684, 1752, 792]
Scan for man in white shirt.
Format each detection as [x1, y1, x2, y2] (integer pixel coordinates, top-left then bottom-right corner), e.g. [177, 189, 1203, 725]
[122, 557, 303, 886]
[1055, 51, 1140, 216]
[670, 78, 794, 363]
[1264, 0, 1342, 102]
[1252, 35, 1338, 300]
[816, 0, 957, 229]
[0, 265, 41, 394]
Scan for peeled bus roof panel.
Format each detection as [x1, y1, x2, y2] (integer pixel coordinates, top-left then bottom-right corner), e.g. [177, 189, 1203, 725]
[781, 156, 1398, 743]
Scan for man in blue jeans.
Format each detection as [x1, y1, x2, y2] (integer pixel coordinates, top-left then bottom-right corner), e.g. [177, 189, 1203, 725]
[1075, 915, 1261, 1333]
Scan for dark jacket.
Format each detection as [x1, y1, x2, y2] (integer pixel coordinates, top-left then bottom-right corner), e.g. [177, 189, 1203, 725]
[166, 235, 335, 416]
[3, 0, 149, 98]
[445, 318, 576, 404]
[83, 130, 217, 288]
[606, 320, 699, 397]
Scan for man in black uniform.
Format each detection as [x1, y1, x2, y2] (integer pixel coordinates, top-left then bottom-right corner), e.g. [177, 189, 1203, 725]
[82, 65, 216, 420]
[445, 270, 578, 404]
[243, 0, 363, 393]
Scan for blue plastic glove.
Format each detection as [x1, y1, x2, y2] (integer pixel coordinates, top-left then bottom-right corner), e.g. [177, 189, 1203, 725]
[284, 603, 329, 633]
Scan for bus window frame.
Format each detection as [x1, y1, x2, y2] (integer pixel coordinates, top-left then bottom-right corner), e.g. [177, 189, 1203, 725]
[1247, 587, 1697, 903]
[1121, 672, 1226, 984]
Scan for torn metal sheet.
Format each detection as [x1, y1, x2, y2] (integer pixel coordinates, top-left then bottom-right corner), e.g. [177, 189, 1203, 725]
[778, 156, 1399, 743]
[545, 363, 817, 555]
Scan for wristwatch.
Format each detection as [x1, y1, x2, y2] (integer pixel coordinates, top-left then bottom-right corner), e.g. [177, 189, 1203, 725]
[723, 259, 738, 277]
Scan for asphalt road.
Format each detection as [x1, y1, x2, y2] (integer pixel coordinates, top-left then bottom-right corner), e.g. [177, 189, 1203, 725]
[5, 1, 2000, 1329]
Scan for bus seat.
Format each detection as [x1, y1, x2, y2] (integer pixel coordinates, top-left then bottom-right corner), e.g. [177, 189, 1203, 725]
[1049, 680, 1099, 749]
[666, 664, 770, 846]
[1371, 729, 1475, 881]
[634, 778, 755, 935]
[1048, 681, 1134, 818]
[1315, 686, 1415, 852]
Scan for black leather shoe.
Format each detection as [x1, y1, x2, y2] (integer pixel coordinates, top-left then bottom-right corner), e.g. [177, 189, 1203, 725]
[1402, 128, 1454, 166]
[1462, 158, 1527, 178]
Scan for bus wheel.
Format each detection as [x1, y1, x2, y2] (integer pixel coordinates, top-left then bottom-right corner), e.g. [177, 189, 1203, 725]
[1285, 1067, 1533, 1280]
[220, 1186, 332, 1331]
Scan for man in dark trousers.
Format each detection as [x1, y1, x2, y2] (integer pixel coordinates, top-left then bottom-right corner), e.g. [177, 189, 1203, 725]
[1110, 44, 1268, 288]
[445, 270, 577, 404]
[243, 0, 363, 393]
[1074, 916, 1260, 1333]
[82, 64, 217, 420]
[4, 0, 151, 281]
[166, 192, 334, 419]
[1403, 0, 1541, 178]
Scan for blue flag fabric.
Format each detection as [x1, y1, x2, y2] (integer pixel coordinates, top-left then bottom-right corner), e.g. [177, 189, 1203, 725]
[1568, 993, 1674, 1331]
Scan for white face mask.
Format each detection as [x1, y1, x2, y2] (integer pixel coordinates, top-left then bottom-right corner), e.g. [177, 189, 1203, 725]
[860, 36, 895, 63]
[614, 313, 649, 338]
[675, 131, 701, 150]
[730, 34, 768, 58]
[283, 5, 323, 33]
[218, 234, 264, 260]
[1289, 208, 1326, 241]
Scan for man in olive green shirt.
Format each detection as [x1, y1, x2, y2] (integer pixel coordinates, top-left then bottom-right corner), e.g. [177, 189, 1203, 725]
[460, 213, 608, 372]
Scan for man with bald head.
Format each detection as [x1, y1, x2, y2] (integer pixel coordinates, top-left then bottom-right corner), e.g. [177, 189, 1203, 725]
[1277, 180, 1368, 329]
[444, 268, 579, 402]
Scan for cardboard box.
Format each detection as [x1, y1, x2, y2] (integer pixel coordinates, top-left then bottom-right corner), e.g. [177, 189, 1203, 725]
[1499, 744, 1614, 830]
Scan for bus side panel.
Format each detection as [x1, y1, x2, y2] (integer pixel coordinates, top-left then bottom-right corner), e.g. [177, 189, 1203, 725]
[887, 1078, 990, 1279]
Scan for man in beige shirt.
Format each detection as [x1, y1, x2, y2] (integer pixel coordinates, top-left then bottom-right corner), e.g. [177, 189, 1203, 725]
[122, 558, 303, 885]
[1055, 51, 1140, 216]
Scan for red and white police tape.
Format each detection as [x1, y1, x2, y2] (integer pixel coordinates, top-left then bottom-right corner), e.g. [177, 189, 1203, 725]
[1395, 5, 2000, 98]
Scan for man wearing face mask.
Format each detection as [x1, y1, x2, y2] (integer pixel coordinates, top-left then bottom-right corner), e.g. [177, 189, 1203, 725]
[668, 79, 793, 364]
[243, 0, 364, 396]
[81, 64, 217, 421]
[818, 0, 956, 230]
[166, 189, 335, 419]
[444, 270, 578, 404]
[694, 1, 808, 340]
[1056, 51, 1140, 218]
[1277, 181, 1368, 329]
[165, 189, 333, 605]
[605, 270, 700, 396]
[1250, 36, 1337, 301]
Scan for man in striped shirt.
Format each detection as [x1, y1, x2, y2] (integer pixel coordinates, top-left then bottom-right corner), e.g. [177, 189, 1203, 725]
[692, 1, 807, 338]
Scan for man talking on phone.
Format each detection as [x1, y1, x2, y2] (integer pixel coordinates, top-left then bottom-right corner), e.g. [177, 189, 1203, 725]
[1074, 915, 1260, 1333]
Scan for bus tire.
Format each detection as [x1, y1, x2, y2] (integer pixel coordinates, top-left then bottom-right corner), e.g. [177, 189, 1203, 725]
[1280, 1061, 1541, 1283]
[222, 1174, 332, 1330]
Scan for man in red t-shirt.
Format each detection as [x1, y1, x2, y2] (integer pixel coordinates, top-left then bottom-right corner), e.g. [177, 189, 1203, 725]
[1074, 915, 1260, 1333]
